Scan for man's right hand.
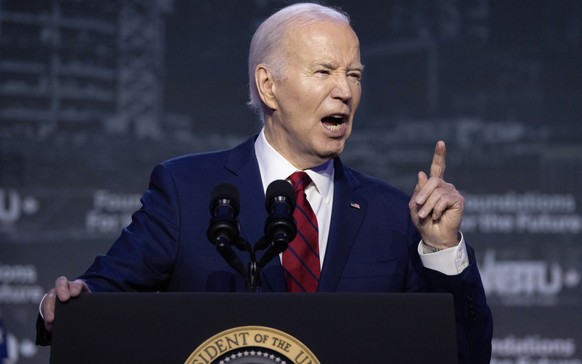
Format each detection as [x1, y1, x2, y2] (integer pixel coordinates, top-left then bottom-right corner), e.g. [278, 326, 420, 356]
[40, 276, 91, 332]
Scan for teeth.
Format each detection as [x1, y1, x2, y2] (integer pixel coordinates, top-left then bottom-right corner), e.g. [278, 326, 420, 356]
[321, 114, 346, 132]
[324, 123, 342, 132]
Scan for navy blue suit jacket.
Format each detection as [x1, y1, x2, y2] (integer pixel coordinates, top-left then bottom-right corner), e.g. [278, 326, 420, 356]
[70, 136, 492, 361]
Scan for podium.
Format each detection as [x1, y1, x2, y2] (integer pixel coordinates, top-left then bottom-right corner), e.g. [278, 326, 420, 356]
[50, 292, 458, 363]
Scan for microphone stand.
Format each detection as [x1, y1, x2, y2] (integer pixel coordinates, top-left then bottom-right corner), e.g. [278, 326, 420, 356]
[248, 252, 259, 292]
[247, 239, 259, 293]
[226, 236, 281, 293]
[215, 235, 287, 292]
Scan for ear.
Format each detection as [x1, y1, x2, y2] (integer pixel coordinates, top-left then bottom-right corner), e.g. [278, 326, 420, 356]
[255, 64, 278, 110]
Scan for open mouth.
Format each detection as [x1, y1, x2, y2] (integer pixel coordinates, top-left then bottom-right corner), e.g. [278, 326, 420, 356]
[321, 114, 347, 132]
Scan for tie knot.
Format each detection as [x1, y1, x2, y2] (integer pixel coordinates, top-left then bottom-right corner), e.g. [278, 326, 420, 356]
[288, 171, 312, 192]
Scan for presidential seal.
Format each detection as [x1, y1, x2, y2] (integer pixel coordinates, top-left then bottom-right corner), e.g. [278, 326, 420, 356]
[184, 326, 320, 364]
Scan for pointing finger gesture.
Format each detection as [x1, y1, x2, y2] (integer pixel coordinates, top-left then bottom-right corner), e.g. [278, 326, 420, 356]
[409, 141, 464, 248]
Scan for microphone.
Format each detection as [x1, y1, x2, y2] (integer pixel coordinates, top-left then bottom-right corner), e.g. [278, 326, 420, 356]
[207, 183, 240, 245]
[258, 179, 297, 267]
[207, 183, 245, 276]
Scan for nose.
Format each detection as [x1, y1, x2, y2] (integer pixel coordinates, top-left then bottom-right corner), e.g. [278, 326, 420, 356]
[330, 74, 353, 102]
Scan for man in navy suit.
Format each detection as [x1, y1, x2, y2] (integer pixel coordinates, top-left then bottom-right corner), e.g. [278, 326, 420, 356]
[38, 3, 492, 362]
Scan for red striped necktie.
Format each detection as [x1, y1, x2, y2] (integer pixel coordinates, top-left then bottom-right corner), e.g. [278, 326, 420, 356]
[282, 171, 321, 292]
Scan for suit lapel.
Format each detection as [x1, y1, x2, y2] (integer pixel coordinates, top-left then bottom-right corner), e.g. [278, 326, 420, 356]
[224, 136, 265, 246]
[224, 135, 287, 292]
[318, 159, 366, 292]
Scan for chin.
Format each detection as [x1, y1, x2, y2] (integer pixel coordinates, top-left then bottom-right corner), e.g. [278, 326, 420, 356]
[313, 137, 347, 160]
[321, 147, 344, 160]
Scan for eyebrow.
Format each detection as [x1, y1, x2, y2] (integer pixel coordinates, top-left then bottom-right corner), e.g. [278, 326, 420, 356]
[315, 61, 364, 72]
[316, 61, 336, 69]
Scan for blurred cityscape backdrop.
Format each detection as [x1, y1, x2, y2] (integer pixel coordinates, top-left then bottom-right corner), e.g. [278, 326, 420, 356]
[1, 0, 581, 362]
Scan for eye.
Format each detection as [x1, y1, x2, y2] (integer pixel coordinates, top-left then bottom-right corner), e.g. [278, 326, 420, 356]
[348, 72, 362, 82]
[316, 69, 331, 75]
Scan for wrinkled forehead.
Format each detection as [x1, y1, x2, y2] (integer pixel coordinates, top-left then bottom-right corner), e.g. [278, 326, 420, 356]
[283, 20, 361, 62]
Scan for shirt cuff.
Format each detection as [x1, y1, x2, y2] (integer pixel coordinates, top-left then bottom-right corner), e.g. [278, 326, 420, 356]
[417, 232, 470, 276]
[39, 292, 49, 319]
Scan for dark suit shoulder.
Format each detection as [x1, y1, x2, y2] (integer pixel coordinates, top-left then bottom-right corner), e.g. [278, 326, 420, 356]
[156, 135, 257, 176]
[339, 161, 411, 206]
[160, 148, 230, 170]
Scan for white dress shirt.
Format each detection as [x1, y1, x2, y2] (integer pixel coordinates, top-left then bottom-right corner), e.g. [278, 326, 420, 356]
[254, 128, 469, 276]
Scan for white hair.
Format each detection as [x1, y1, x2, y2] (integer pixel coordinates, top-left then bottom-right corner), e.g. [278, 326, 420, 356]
[247, 3, 351, 118]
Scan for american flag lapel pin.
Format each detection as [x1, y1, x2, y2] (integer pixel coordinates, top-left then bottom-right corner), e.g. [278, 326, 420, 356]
[350, 202, 361, 209]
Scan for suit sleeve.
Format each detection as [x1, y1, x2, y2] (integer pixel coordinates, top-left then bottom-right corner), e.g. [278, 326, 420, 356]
[422, 242, 493, 364]
[79, 163, 182, 292]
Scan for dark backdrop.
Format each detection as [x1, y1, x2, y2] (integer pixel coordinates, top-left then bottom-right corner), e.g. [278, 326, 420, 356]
[1, 1, 581, 362]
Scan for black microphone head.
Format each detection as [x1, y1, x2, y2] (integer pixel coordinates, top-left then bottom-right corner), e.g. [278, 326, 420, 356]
[265, 179, 296, 212]
[209, 183, 240, 215]
[262, 179, 297, 254]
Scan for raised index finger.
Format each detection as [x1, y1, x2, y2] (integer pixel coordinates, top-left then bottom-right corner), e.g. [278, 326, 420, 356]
[429, 140, 447, 178]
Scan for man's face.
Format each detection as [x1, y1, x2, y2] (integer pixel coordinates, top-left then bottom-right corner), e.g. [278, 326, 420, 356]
[264, 20, 363, 170]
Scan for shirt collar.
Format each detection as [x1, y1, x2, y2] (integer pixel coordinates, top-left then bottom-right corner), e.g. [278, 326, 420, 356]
[254, 128, 334, 203]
